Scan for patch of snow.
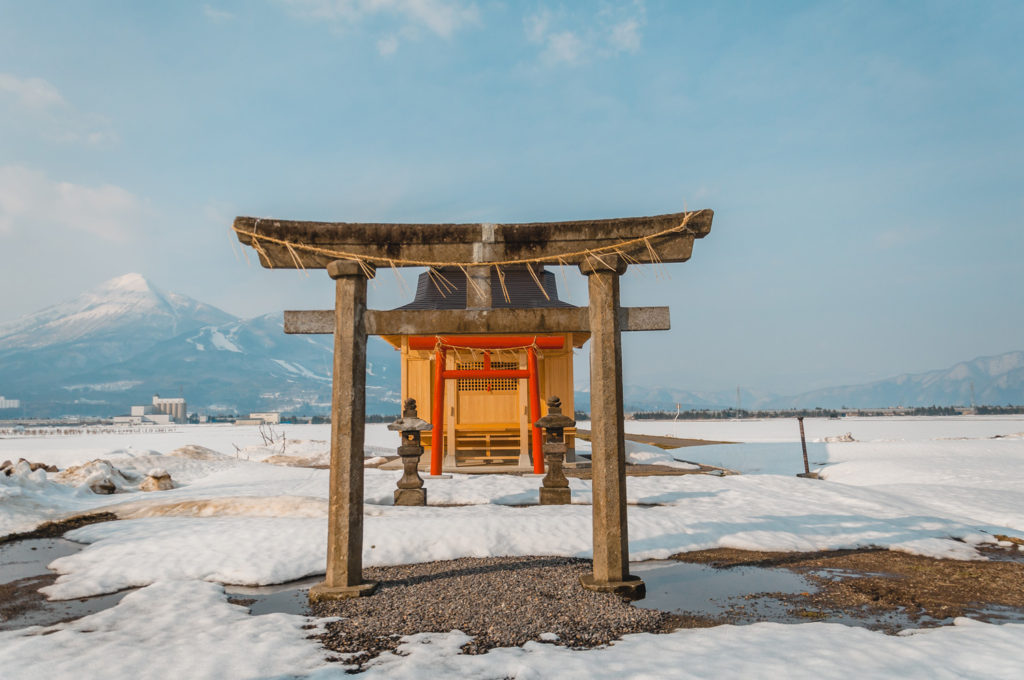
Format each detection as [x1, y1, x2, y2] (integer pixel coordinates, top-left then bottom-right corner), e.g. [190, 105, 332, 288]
[60, 380, 143, 392]
[348, 620, 1024, 679]
[270, 359, 328, 381]
[209, 330, 242, 353]
[0, 580, 327, 680]
[625, 448, 701, 469]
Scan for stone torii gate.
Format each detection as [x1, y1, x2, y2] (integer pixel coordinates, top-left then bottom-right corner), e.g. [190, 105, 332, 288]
[233, 209, 713, 601]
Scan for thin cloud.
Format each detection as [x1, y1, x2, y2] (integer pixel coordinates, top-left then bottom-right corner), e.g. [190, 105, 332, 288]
[0, 73, 116, 146]
[0, 73, 66, 109]
[279, 0, 480, 39]
[524, 1, 645, 66]
[544, 31, 584, 65]
[202, 5, 235, 22]
[377, 34, 400, 55]
[609, 17, 641, 53]
[0, 166, 143, 241]
[524, 8, 551, 43]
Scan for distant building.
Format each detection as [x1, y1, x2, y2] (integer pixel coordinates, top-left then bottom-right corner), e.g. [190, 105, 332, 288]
[152, 394, 186, 422]
[0, 396, 20, 409]
[116, 393, 187, 425]
[234, 412, 281, 426]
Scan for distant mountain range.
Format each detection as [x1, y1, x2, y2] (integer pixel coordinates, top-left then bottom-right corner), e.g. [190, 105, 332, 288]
[610, 351, 1024, 411]
[0, 274, 1020, 417]
[768, 351, 1024, 410]
[0, 274, 399, 417]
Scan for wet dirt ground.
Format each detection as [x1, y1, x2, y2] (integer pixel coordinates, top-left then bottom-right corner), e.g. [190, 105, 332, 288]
[668, 542, 1024, 632]
[0, 537, 132, 631]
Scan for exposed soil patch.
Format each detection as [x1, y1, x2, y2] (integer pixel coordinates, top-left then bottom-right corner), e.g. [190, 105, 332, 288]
[313, 556, 703, 668]
[575, 428, 735, 449]
[0, 574, 58, 627]
[0, 512, 118, 545]
[672, 545, 1024, 629]
[564, 463, 725, 479]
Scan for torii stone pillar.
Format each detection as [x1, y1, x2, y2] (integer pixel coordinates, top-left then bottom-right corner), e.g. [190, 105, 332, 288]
[308, 260, 379, 601]
[578, 256, 645, 598]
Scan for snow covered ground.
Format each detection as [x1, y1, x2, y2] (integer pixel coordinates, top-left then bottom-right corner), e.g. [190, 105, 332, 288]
[2, 416, 1024, 678]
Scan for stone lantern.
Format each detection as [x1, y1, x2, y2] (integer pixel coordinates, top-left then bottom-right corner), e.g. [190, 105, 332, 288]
[388, 398, 432, 506]
[533, 395, 576, 505]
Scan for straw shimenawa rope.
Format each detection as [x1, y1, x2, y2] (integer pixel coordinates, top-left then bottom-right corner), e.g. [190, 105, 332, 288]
[233, 212, 695, 270]
[233, 212, 696, 301]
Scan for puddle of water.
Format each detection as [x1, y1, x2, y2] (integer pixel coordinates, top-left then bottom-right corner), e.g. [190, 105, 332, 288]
[629, 560, 1021, 632]
[0, 584, 132, 631]
[970, 605, 1024, 624]
[0, 538, 83, 581]
[812, 568, 891, 580]
[224, 576, 320, 616]
[0, 538, 135, 632]
[814, 605, 953, 630]
[631, 560, 816, 618]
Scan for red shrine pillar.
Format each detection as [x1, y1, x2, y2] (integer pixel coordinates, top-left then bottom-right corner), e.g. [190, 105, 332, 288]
[430, 347, 446, 476]
[527, 345, 543, 473]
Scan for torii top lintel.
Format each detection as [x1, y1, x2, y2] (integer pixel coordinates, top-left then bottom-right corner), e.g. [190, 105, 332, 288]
[233, 209, 712, 270]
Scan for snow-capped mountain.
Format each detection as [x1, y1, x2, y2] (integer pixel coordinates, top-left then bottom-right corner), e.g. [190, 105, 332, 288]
[0, 273, 233, 353]
[0, 274, 237, 398]
[0, 274, 400, 417]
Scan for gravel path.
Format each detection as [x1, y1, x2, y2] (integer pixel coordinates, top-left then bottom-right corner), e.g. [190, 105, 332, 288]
[313, 556, 700, 664]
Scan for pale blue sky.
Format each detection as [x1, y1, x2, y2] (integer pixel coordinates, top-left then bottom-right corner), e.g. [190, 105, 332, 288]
[1, 1, 1022, 394]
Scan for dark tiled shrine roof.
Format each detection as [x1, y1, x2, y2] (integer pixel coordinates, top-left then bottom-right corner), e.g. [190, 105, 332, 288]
[395, 266, 576, 310]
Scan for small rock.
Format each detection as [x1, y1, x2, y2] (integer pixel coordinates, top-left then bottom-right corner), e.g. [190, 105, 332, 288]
[140, 470, 174, 492]
[824, 432, 856, 443]
[169, 445, 226, 460]
[89, 478, 118, 495]
[58, 459, 129, 490]
[1, 459, 56, 475]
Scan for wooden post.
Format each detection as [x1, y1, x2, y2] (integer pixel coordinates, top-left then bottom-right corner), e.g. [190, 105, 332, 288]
[799, 416, 809, 474]
[796, 416, 819, 479]
[308, 260, 379, 602]
[578, 257, 645, 599]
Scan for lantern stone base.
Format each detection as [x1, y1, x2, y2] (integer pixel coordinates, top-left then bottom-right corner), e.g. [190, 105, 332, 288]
[539, 487, 571, 505]
[579, 573, 646, 600]
[394, 488, 427, 506]
[308, 580, 379, 602]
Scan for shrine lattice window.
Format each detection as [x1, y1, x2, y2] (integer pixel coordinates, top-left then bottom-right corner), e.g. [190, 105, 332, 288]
[456, 360, 519, 392]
